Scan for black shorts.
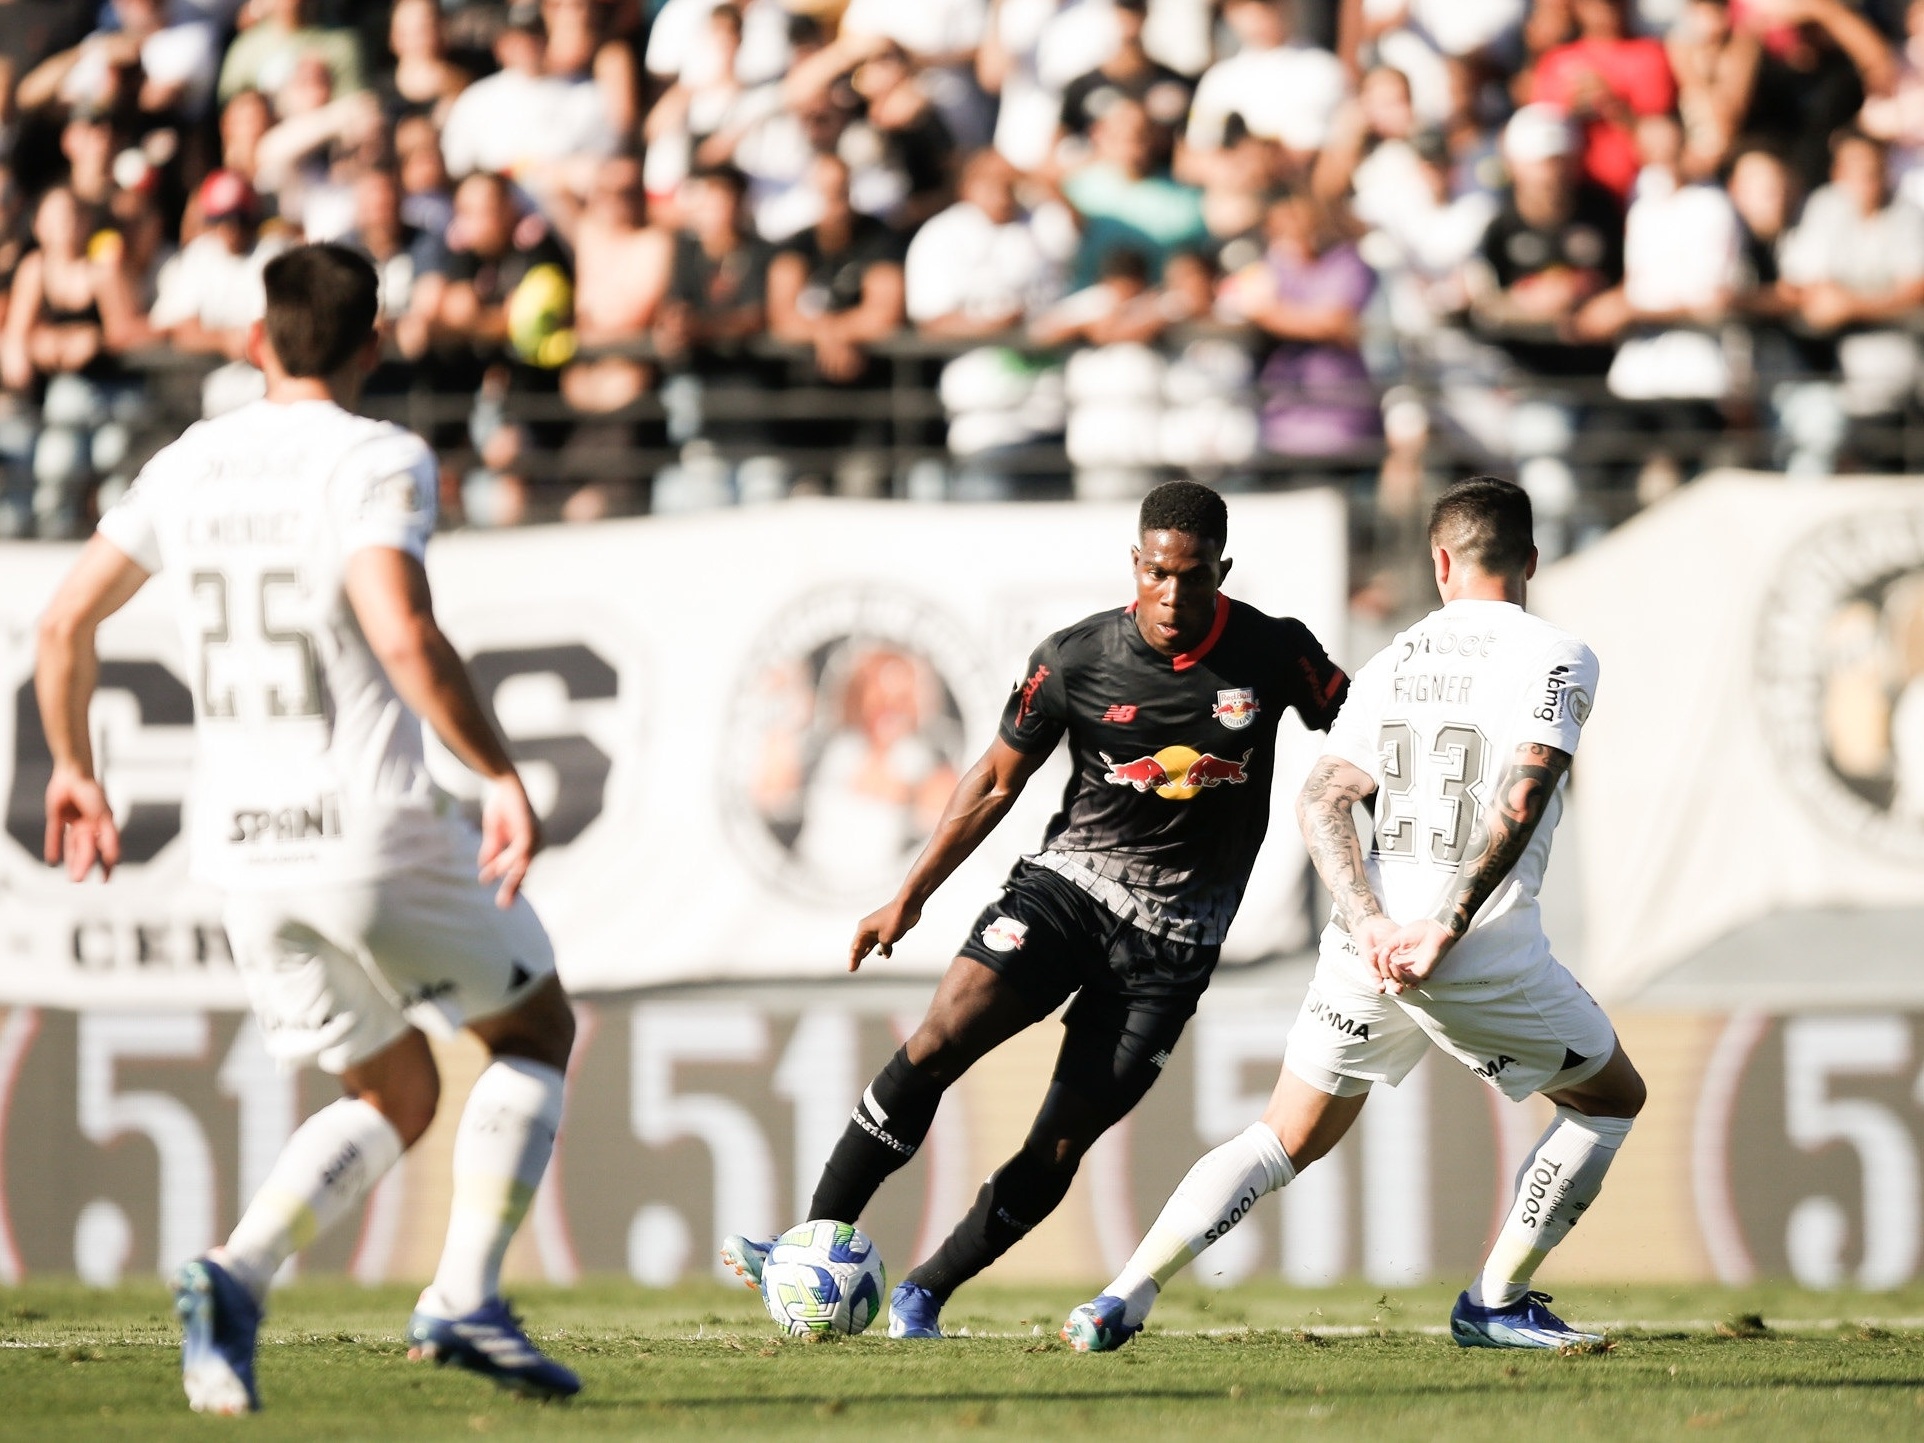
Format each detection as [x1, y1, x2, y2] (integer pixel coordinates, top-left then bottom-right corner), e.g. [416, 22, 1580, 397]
[957, 861, 1221, 1120]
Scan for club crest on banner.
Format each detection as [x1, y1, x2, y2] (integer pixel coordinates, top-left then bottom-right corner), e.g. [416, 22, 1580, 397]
[720, 586, 993, 901]
[1755, 505, 1924, 859]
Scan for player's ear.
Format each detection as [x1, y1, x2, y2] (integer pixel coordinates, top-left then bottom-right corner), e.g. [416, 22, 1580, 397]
[1217, 554, 1233, 583]
[243, 319, 268, 373]
[1524, 546, 1539, 581]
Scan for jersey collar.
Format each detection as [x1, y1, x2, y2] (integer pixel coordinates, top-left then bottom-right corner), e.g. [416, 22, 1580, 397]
[1125, 593, 1231, 671]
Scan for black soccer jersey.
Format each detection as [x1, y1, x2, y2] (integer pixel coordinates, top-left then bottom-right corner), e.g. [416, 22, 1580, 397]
[998, 594, 1348, 945]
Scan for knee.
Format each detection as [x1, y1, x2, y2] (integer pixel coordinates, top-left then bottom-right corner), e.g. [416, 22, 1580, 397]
[478, 976, 576, 1073]
[363, 1048, 440, 1149]
[903, 1020, 968, 1086]
[1608, 1063, 1648, 1119]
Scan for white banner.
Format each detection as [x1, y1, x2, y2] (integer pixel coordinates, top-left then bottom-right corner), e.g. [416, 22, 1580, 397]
[1533, 473, 1924, 1003]
[0, 495, 1346, 1008]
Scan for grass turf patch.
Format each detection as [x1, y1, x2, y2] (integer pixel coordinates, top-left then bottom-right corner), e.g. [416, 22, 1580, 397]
[5, 1280, 1924, 1442]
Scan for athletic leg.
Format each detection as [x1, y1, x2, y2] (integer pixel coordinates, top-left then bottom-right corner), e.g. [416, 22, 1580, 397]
[806, 955, 1046, 1224]
[1073, 1066, 1368, 1345]
[417, 975, 575, 1318]
[1472, 1040, 1646, 1311]
[900, 992, 1188, 1318]
[214, 1028, 432, 1301]
[183, 895, 432, 1414]
[1068, 960, 1432, 1349]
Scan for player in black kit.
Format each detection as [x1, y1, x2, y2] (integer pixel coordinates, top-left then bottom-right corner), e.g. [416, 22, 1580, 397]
[721, 480, 1348, 1336]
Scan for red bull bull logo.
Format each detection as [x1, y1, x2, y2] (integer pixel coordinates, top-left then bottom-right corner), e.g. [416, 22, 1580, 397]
[1101, 746, 1253, 800]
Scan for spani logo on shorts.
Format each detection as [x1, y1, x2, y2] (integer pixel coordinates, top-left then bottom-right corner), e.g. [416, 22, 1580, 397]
[981, 916, 1028, 953]
[1756, 506, 1924, 859]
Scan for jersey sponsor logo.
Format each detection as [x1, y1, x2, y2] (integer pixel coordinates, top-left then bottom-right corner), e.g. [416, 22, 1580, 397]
[1399, 629, 1496, 663]
[1015, 663, 1052, 729]
[1212, 688, 1260, 730]
[980, 916, 1029, 953]
[1101, 703, 1139, 723]
[1306, 993, 1371, 1041]
[227, 794, 344, 845]
[1533, 664, 1579, 724]
[1101, 746, 1252, 799]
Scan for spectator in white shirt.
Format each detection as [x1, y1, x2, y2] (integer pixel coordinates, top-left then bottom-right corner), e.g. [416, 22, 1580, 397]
[16, 0, 221, 124]
[1776, 127, 1924, 463]
[1180, 0, 1347, 187]
[906, 150, 1073, 335]
[646, 0, 793, 88]
[438, 10, 615, 207]
[1586, 113, 1743, 404]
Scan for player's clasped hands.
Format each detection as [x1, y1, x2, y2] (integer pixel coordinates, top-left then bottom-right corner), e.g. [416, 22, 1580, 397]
[1369, 918, 1457, 995]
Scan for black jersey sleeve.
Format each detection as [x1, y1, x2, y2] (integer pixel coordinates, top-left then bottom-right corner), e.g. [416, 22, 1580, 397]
[998, 640, 1069, 754]
[1282, 619, 1349, 732]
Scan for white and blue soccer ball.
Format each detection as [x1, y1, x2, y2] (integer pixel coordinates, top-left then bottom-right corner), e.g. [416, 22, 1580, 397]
[758, 1220, 886, 1336]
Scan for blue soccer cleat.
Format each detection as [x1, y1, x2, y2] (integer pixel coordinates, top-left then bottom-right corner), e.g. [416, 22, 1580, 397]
[407, 1298, 581, 1399]
[1450, 1289, 1603, 1349]
[720, 1234, 773, 1292]
[1061, 1294, 1140, 1353]
[886, 1281, 944, 1339]
[172, 1256, 262, 1415]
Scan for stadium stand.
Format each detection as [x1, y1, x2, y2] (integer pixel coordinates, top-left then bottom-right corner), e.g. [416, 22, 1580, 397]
[5, 0, 1924, 581]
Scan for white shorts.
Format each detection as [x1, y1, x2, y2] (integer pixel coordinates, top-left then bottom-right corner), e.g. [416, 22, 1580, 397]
[1281, 943, 1616, 1103]
[222, 838, 555, 1074]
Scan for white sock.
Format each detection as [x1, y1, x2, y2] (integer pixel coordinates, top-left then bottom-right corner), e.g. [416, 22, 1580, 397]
[215, 1098, 404, 1303]
[1103, 1122, 1295, 1329]
[421, 1057, 565, 1318]
[1477, 1106, 1634, 1308]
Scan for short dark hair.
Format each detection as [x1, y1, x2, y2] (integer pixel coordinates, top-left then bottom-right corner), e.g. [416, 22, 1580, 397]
[262, 243, 380, 378]
[1429, 475, 1534, 574]
[1140, 479, 1228, 549]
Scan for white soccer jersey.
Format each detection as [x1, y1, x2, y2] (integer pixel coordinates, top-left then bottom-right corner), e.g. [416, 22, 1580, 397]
[1321, 598, 1598, 981]
[96, 398, 446, 892]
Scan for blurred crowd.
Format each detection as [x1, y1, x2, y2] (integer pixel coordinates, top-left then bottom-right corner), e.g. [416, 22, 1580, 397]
[4, 0, 1924, 543]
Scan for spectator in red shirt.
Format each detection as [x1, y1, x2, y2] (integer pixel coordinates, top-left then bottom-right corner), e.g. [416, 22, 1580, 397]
[1532, 0, 1676, 198]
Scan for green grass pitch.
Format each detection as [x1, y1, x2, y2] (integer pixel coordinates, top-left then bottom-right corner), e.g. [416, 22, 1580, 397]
[5, 1280, 1923, 1442]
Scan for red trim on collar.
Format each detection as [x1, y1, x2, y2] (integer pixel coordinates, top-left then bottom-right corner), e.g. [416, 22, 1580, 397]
[1172, 594, 1230, 672]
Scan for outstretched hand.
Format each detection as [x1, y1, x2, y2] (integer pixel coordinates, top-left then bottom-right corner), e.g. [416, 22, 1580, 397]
[478, 775, 543, 909]
[849, 895, 922, 972]
[1379, 918, 1456, 994]
[44, 768, 120, 882]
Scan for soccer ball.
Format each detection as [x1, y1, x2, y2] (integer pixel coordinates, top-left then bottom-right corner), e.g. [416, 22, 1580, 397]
[758, 1220, 886, 1336]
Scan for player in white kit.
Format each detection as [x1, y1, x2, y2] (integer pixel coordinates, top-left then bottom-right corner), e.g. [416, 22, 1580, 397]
[34, 245, 580, 1410]
[1063, 476, 1647, 1352]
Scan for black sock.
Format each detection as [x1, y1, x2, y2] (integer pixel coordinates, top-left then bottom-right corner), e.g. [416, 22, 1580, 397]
[905, 1146, 1077, 1302]
[806, 1047, 946, 1223]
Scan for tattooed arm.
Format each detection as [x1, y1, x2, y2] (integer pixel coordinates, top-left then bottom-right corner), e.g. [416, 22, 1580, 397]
[1296, 756, 1399, 979]
[1383, 740, 1573, 991]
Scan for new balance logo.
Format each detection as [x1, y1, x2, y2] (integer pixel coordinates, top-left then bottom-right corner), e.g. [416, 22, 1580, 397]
[1149, 1049, 1171, 1070]
[1102, 704, 1139, 723]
